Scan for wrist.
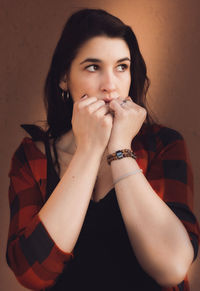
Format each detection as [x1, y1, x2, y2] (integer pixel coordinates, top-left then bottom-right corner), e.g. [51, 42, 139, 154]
[76, 144, 104, 159]
[107, 149, 136, 165]
[108, 145, 131, 154]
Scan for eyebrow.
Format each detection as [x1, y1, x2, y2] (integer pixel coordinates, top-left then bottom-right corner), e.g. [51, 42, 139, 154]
[80, 57, 131, 65]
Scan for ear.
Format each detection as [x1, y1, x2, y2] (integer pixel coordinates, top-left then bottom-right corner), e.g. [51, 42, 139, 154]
[59, 74, 68, 91]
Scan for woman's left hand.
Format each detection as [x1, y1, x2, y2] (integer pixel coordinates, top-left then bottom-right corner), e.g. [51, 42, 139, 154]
[107, 96, 147, 152]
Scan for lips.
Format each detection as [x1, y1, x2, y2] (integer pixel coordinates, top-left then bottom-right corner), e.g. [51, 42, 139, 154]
[103, 98, 112, 103]
[103, 97, 119, 103]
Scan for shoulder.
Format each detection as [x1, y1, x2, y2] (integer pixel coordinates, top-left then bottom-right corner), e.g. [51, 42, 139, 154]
[141, 123, 183, 140]
[20, 137, 46, 159]
[10, 124, 47, 159]
[140, 122, 184, 145]
[154, 124, 183, 143]
[19, 123, 56, 158]
[34, 140, 46, 156]
[134, 123, 186, 159]
[9, 137, 47, 177]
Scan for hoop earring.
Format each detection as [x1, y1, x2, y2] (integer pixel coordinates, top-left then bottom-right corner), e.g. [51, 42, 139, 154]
[62, 90, 65, 99]
[62, 90, 70, 101]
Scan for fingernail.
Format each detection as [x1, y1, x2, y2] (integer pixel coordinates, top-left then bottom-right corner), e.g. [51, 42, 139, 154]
[81, 94, 88, 99]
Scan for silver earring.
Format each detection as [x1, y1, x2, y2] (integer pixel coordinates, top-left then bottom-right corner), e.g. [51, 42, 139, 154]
[62, 90, 70, 101]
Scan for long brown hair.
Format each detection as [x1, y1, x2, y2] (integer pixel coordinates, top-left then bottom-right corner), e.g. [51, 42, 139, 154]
[43, 9, 153, 175]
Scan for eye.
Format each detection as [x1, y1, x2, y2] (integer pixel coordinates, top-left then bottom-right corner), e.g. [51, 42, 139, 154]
[117, 64, 128, 72]
[85, 64, 99, 72]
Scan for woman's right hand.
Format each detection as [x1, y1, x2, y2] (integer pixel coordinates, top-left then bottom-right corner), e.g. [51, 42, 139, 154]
[72, 95, 113, 153]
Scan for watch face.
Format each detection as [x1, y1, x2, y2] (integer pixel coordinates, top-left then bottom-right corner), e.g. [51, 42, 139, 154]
[116, 151, 123, 159]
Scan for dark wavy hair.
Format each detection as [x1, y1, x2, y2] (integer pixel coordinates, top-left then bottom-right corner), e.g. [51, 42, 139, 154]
[43, 8, 153, 175]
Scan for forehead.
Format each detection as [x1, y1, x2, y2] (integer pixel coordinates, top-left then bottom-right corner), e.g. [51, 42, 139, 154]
[74, 36, 131, 62]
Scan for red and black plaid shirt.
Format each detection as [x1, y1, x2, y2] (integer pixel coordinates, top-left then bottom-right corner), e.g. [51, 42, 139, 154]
[6, 123, 199, 290]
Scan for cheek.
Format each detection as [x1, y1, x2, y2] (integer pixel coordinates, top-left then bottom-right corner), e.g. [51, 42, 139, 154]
[122, 73, 131, 91]
[77, 77, 96, 92]
[126, 74, 131, 85]
[69, 74, 97, 100]
[124, 80, 131, 96]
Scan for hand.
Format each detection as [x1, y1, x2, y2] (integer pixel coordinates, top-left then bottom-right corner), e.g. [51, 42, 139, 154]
[72, 95, 113, 153]
[107, 96, 147, 152]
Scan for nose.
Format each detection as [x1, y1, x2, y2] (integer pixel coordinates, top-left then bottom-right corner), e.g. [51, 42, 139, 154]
[100, 70, 117, 94]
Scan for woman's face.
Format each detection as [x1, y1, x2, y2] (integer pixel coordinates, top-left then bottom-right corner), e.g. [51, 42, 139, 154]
[60, 36, 131, 103]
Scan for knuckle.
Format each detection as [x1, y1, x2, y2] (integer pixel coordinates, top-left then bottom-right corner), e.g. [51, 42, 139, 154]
[139, 108, 147, 119]
[141, 107, 147, 116]
[99, 100, 105, 105]
[136, 105, 146, 114]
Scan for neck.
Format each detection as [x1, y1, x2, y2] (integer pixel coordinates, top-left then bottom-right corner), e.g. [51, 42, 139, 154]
[56, 130, 77, 155]
[56, 130, 109, 164]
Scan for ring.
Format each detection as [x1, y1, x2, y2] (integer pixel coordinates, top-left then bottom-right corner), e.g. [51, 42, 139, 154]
[120, 100, 128, 106]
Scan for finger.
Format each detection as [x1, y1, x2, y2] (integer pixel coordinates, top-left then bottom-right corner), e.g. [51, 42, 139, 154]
[109, 100, 124, 118]
[88, 99, 106, 112]
[77, 96, 98, 108]
[111, 97, 130, 108]
[126, 96, 133, 102]
[94, 103, 111, 116]
[80, 94, 88, 99]
[104, 112, 114, 124]
[118, 96, 132, 104]
[118, 96, 133, 108]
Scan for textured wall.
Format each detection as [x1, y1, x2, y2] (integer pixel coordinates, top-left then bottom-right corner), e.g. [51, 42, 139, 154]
[0, 0, 199, 290]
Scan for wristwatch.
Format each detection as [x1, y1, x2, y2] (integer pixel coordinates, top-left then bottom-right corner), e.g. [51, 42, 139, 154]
[107, 149, 137, 165]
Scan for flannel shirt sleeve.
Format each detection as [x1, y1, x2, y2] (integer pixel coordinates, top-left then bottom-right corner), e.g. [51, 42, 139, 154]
[6, 141, 74, 290]
[146, 128, 200, 264]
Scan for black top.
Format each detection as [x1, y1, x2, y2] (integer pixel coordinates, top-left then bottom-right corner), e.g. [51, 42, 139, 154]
[42, 134, 161, 291]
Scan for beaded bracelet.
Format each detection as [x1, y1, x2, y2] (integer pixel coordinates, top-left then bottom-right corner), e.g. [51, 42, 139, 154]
[107, 149, 137, 165]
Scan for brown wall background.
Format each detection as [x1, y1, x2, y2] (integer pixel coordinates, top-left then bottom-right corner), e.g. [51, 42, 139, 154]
[1, 0, 199, 290]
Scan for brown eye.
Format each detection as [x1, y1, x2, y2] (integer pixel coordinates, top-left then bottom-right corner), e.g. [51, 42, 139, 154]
[86, 64, 99, 72]
[117, 64, 128, 72]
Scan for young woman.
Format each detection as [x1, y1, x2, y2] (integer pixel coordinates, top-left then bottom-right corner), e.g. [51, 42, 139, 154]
[6, 9, 199, 291]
